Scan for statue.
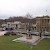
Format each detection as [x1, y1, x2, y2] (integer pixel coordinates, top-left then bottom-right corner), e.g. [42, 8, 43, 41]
[26, 28, 32, 39]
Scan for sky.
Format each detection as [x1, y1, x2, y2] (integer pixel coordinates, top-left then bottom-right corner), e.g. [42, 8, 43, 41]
[0, 0, 50, 19]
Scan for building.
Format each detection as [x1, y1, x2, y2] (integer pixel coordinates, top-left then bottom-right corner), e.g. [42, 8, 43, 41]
[36, 16, 50, 32]
[1, 21, 29, 30]
[6, 21, 21, 30]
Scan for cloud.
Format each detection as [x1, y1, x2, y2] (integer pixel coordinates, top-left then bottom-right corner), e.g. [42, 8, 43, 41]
[0, 0, 50, 19]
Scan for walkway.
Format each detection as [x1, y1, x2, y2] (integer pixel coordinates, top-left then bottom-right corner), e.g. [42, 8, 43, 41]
[0, 31, 7, 36]
[13, 36, 40, 45]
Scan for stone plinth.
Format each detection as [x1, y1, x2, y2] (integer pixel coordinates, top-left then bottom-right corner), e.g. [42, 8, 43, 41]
[26, 33, 32, 39]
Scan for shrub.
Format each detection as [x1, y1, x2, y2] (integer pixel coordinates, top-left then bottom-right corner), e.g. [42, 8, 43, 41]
[4, 32, 10, 36]
[4, 32, 16, 36]
[11, 32, 16, 35]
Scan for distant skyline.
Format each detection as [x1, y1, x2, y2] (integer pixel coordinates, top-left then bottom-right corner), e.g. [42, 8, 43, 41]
[0, 0, 50, 19]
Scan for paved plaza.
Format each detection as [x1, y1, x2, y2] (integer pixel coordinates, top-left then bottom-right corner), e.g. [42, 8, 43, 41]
[13, 36, 41, 45]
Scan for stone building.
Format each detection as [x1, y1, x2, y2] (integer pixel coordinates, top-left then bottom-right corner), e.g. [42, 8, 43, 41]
[36, 16, 50, 32]
[1, 21, 29, 30]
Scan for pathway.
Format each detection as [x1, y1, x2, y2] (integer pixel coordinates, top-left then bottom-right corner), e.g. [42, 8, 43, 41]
[0, 31, 7, 36]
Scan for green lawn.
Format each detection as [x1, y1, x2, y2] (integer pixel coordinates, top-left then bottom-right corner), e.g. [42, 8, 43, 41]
[0, 35, 50, 50]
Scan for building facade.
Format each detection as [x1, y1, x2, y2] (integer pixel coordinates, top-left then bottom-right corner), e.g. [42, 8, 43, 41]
[1, 21, 29, 30]
[36, 16, 50, 32]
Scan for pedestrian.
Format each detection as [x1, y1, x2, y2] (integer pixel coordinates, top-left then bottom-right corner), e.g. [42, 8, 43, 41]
[40, 31, 42, 38]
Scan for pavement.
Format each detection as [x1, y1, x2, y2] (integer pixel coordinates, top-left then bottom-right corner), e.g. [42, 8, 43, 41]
[13, 35, 50, 45]
[0, 31, 7, 36]
[13, 36, 40, 45]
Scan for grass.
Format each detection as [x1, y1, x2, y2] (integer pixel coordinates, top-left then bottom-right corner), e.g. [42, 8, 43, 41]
[0, 35, 50, 50]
